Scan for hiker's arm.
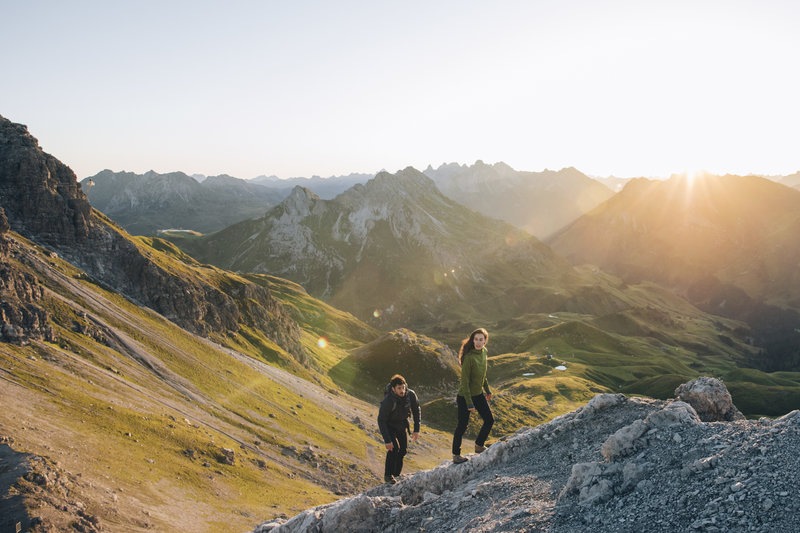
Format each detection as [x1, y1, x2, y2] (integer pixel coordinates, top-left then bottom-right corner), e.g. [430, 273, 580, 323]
[376, 399, 393, 445]
[459, 358, 474, 408]
[411, 391, 421, 433]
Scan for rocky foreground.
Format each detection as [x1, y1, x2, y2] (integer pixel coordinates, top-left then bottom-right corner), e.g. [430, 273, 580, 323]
[255, 378, 799, 532]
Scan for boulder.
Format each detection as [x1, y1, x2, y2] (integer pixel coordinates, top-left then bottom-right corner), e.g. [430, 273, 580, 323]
[674, 377, 745, 422]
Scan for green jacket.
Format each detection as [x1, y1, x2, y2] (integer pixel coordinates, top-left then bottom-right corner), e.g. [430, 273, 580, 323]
[458, 347, 491, 407]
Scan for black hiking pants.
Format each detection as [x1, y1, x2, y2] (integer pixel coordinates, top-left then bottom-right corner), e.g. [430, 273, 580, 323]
[452, 393, 494, 455]
[385, 423, 408, 477]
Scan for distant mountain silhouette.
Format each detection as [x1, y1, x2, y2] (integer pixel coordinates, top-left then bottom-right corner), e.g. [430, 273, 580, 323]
[82, 169, 288, 235]
[251, 172, 374, 199]
[548, 173, 800, 370]
[776, 171, 800, 191]
[423, 161, 615, 239]
[85, 162, 616, 241]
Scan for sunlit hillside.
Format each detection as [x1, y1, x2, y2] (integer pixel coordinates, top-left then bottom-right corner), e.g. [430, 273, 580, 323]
[548, 173, 800, 372]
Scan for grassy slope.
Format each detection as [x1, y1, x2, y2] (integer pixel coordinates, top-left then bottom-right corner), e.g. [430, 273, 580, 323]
[0, 236, 451, 532]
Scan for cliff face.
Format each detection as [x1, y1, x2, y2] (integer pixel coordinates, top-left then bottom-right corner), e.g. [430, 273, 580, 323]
[0, 117, 91, 245]
[0, 115, 304, 358]
[0, 210, 54, 344]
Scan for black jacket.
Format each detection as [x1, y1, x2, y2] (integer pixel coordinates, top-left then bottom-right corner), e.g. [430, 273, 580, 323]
[377, 388, 421, 444]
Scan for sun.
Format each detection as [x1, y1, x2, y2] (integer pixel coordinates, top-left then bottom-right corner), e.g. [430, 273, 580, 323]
[678, 168, 710, 194]
[683, 169, 704, 184]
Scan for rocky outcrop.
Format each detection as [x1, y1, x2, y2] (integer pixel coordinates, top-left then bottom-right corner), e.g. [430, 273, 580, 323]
[0, 279, 53, 344]
[0, 228, 55, 344]
[674, 376, 745, 422]
[0, 438, 100, 533]
[255, 380, 800, 533]
[0, 117, 91, 246]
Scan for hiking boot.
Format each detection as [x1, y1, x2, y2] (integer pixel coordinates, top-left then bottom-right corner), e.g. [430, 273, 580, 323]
[452, 455, 468, 464]
[384, 475, 397, 484]
[475, 443, 491, 454]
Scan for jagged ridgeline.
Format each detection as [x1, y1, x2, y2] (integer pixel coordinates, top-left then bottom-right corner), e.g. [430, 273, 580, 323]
[0, 116, 307, 363]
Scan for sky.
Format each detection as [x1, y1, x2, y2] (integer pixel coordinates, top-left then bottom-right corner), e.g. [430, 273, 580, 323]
[2, 0, 799, 180]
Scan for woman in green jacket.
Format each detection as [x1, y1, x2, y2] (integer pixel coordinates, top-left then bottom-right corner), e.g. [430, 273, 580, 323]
[451, 327, 494, 464]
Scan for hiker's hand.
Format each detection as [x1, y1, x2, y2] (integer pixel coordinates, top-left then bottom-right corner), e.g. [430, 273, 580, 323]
[411, 432, 419, 442]
[385, 443, 394, 451]
[485, 393, 493, 401]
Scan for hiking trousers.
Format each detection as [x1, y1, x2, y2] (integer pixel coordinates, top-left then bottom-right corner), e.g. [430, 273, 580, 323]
[385, 423, 408, 477]
[452, 393, 494, 455]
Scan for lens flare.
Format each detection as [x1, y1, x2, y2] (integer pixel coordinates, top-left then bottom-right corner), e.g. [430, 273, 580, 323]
[317, 337, 328, 349]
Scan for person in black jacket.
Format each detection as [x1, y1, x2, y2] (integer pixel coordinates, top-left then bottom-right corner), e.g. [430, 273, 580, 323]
[377, 374, 421, 484]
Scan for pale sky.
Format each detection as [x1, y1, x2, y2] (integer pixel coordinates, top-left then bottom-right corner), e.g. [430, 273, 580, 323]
[2, 0, 799, 179]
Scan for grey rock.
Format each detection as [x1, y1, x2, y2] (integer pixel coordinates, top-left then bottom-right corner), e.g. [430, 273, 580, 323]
[255, 382, 800, 533]
[675, 376, 745, 422]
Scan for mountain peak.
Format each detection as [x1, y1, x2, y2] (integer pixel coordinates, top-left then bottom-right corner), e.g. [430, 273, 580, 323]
[0, 115, 92, 245]
[363, 166, 439, 197]
[279, 186, 322, 217]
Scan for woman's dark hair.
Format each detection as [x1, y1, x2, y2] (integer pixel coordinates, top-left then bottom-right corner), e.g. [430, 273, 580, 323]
[390, 374, 407, 387]
[458, 328, 489, 364]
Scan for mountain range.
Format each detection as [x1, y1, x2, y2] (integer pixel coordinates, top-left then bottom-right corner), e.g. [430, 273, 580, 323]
[172, 167, 572, 332]
[81, 162, 616, 241]
[81, 170, 289, 235]
[2, 112, 800, 531]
